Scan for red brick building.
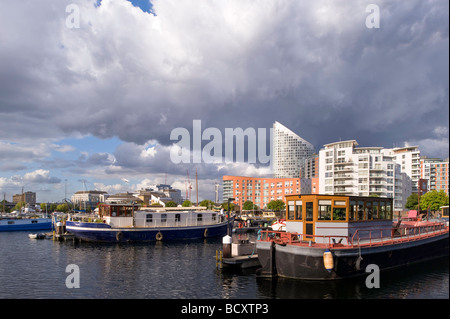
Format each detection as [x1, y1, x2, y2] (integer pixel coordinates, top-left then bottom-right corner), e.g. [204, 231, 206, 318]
[222, 176, 312, 209]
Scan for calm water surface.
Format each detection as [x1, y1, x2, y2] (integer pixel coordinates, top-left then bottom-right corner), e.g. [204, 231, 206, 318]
[0, 231, 448, 299]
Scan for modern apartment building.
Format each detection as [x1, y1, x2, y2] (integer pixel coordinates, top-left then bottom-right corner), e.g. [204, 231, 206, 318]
[318, 140, 410, 212]
[386, 146, 421, 193]
[71, 190, 108, 207]
[12, 191, 36, 205]
[273, 121, 315, 178]
[222, 175, 312, 209]
[420, 157, 449, 195]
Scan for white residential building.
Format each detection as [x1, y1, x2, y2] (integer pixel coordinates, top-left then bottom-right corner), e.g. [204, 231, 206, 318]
[385, 145, 421, 193]
[318, 140, 411, 212]
[71, 190, 108, 207]
[273, 121, 315, 178]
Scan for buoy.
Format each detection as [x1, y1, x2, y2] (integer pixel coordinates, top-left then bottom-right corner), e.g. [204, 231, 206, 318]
[323, 249, 334, 272]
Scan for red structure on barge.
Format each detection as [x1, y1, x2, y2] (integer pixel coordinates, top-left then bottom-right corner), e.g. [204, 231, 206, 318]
[256, 194, 449, 280]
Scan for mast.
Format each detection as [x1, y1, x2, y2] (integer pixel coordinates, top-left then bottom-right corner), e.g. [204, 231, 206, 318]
[196, 168, 198, 206]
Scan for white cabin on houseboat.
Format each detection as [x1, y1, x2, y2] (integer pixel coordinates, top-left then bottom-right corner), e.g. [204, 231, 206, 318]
[96, 204, 222, 228]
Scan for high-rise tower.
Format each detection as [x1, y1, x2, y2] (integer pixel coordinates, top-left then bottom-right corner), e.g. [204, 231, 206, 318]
[272, 121, 315, 178]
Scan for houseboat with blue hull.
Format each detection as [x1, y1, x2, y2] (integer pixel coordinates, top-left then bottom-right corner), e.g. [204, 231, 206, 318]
[256, 194, 449, 280]
[0, 217, 53, 231]
[66, 203, 233, 242]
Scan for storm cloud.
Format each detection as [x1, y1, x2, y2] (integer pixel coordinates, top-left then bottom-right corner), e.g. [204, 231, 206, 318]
[0, 0, 448, 201]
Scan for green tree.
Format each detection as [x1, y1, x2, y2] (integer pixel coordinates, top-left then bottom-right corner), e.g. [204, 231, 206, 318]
[419, 190, 449, 212]
[199, 199, 214, 209]
[267, 199, 285, 212]
[242, 200, 258, 210]
[14, 201, 27, 211]
[405, 193, 419, 210]
[220, 202, 236, 211]
[182, 200, 192, 207]
[56, 203, 69, 212]
[165, 201, 177, 207]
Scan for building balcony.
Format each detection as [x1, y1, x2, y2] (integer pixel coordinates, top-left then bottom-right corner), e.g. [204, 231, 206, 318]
[334, 160, 353, 166]
[334, 174, 354, 179]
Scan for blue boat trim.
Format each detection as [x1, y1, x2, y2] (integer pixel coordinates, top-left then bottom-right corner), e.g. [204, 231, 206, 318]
[0, 218, 53, 232]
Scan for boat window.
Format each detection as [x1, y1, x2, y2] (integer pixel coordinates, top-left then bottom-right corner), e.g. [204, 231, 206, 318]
[31, 220, 38, 224]
[176, 214, 181, 222]
[124, 206, 134, 217]
[442, 206, 449, 218]
[8, 221, 14, 225]
[358, 201, 364, 220]
[212, 214, 216, 221]
[197, 214, 203, 221]
[349, 201, 356, 221]
[379, 203, 386, 219]
[288, 204, 295, 220]
[318, 200, 331, 220]
[161, 214, 167, 223]
[372, 202, 379, 219]
[305, 202, 313, 221]
[365, 201, 373, 220]
[333, 208, 346, 221]
[295, 201, 302, 220]
[146, 214, 153, 222]
[386, 203, 392, 219]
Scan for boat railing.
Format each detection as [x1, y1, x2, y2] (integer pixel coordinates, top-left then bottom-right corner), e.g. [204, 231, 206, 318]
[350, 221, 448, 247]
[259, 221, 448, 248]
[259, 230, 350, 247]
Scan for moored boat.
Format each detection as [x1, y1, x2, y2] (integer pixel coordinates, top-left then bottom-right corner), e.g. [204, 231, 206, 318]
[28, 233, 47, 239]
[66, 203, 234, 242]
[256, 194, 449, 280]
[0, 216, 53, 232]
[270, 219, 286, 231]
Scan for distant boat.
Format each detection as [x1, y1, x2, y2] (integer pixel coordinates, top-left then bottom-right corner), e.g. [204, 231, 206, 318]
[0, 217, 53, 232]
[28, 233, 46, 239]
[66, 203, 234, 242]
[270, 219, 286, 231]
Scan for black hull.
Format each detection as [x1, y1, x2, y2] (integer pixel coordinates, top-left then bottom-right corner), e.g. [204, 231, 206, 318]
[256, 233, 449, 280]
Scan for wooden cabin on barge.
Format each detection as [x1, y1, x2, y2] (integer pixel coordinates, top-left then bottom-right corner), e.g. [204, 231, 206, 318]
[284, 194, 393, 244]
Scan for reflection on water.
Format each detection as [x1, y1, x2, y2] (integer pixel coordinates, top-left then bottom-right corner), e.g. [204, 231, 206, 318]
[0, 231, 448, 299]
[255, 256, 449, 299]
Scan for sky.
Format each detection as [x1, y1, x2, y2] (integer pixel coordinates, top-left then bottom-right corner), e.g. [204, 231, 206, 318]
[0, 0, 448, 204]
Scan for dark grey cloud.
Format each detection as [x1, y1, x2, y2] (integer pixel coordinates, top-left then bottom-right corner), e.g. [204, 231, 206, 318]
[0, 0, 448, 189]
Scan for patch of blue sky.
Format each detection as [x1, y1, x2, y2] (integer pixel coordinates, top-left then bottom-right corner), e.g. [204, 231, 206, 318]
[56, 135, 122, 157]
[95, 0, 155, 15]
